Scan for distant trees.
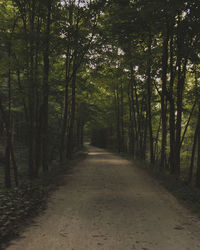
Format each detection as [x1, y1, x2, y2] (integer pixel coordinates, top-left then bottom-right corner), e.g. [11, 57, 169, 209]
[0, 0, 104, 187]
[88, 0, 200, 186]
[0, 0, 200, 189]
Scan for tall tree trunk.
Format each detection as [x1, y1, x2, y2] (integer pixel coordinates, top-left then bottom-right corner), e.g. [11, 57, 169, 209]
[60, 54, 70, 162]
[120, 81, 124, 152]
[34, 17, 42, 178]
[67, 2, 82, 158]
[16, 69, 29, 122]
[11, 142, 18, 187]
[146, 33, 154, 164]
[174, 13, 188, 177]
[188, 112, 199, 183]
[130, 65, 137, 155]
[174, 57, 187, 176]
[142, 110, 148, 160]
[28, 0, 36, 179]
[76, 118, 81, 149]
[42, 0, 51, 172]
[128, 80, 134, 156]
[80, 122, 84, 148]
[133, 75, 140, 155]
[4, 42, 12, 188]
[160, 25, 169, 170]
[154, 116, 161, 162]
[60, 3, 73, 162]
[115, 86, 121, 153]
[188, 68, 199, 183]
[196, 105, 200, 187]
[169, 36, 176, 174]
[67, 67, 77, 159]
[67, 20, 78, 159]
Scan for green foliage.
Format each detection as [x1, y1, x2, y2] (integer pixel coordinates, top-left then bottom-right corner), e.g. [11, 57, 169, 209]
[0, 184, 46, 245]
[0, 0, 200, 244]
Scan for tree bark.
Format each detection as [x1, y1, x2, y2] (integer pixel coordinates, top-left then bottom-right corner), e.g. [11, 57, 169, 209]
[67, 67, 77, 159]
[11, 142, 18, 186]
[41, 0, 51, 172]
[196, 105, 200, 187]
[128, 80, 134, 156]
[160, 25, 169, 170]
[169, 36, 176, 174]
[120, 80, 124, 152]
[174, 57, 187, 176]
[130, 65, 137, 155]
[28, 0, 36, 179]
[115, 85, 121, 153]
[188, 113, 199, 183]
[60, 2, 73, 162]
[174, 13, 188, 177]
[146, 33, 154, 164]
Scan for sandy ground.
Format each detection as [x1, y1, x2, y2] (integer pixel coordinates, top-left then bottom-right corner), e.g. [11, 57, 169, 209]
[7, 145, 200, 250]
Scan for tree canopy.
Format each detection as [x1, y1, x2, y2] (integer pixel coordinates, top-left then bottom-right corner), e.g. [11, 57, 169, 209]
[0, 0, 200, 189]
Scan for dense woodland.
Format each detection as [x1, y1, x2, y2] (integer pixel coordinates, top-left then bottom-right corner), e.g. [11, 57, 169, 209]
[0, 0, 200, 189]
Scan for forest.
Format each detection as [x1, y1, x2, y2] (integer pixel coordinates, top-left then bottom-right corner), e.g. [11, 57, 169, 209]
[0, 0, 200, 241]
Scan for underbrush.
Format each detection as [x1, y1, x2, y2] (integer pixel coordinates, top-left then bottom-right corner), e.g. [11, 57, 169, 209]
[148, 164, 200, 216]
[133, 158, 200, 217]
[114, 151, 200, 217]
[0, 184, 46, 245]
[0, 148, 88, 248]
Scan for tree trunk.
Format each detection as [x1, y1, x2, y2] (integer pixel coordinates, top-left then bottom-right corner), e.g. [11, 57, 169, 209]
[146, 33, 154, 164]
[16, 69, 29, 122]
[59, 3, 73, 162]
[120, 81, 124, 152]
[169, 36, 176, 174]
[67, 68, 77, 159]
[174, 57, 187, 176]
[28, 0, 36, 179]
[142, 110, 148, 160]
[160, 26, 169, 170]
[154, 116, 161, 162]
[188, 113, 199, 183]
[41, 0, 51, 172]
[11, 142, 18, 187]
[130, 65, 137, 155]
[4, 41, 12, 188]
[115, 86, 121, 153]
[128, 80, 134, 156]
[133, 74, 140, 155]
[174, 13, 188, 177]
[196, 105, 200, 187]
[80, 123, 84, 148]
[67, 2, 81, 157]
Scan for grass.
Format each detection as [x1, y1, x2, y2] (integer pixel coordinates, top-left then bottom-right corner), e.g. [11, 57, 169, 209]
[145, 163, 200, 217]
[113, 151, 200, 218]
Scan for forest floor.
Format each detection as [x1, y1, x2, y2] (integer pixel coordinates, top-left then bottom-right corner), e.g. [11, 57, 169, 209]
[6, 145, 200, 250]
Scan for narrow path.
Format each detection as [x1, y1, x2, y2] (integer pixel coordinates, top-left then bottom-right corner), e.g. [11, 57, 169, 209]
[7, 146, 200, 250]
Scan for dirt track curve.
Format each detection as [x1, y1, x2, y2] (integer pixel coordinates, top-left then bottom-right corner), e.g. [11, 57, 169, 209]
[7, 145, 200, 250]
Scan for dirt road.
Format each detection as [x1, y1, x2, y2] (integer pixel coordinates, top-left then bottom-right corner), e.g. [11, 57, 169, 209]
[7, 145, 200, 250]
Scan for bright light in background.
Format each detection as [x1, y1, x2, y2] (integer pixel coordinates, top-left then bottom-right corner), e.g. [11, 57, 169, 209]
[61, 0, 91, 7]
[117, 48, 125, 56]
[134, 66, 139, 72]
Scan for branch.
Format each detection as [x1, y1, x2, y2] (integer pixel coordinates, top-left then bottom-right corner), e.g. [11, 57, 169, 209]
[153, 80, 162, 97]
[180, 99, 197, 147]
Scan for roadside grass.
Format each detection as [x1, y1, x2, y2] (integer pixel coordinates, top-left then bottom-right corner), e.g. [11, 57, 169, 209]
[0, 148, 88, 249]
[118, 152, 200, 218]
[145, 162, 200, 217]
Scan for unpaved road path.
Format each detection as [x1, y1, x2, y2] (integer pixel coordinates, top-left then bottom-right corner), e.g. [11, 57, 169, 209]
[7, 145, 200, 250]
